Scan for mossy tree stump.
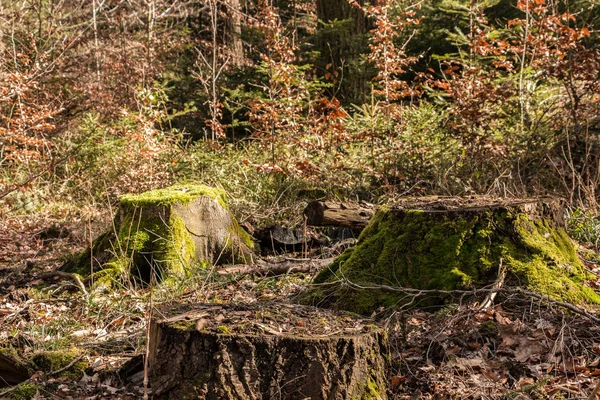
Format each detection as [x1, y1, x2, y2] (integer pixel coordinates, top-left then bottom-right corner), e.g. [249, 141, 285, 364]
[306, 197, 600, 314]
[148, 303, 388, 399]
[64, 184, 255, 287]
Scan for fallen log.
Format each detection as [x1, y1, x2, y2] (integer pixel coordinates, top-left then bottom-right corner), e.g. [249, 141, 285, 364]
[217, 257, 334, 276]
[149, 303, 388, 399]
[304, 200, 374, 229]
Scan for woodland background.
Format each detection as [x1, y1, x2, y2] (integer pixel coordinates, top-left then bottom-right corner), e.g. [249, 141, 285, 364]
[2, 1, 600, 398]
[1, 0, 600, 223]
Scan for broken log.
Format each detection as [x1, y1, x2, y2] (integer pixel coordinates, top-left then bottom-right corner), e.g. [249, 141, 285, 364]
[304, 200, 374, 229]
[305, 197, 600, 314]
[149, 303, 388, 399]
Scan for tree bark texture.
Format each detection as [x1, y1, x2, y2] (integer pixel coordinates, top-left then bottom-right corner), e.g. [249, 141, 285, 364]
[149, 303, 388, 399]
[0, 353, 29, 387]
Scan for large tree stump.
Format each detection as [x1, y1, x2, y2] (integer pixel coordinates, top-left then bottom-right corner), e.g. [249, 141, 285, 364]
[62, 184, 255, 287]
[149, 303, 388, 399]
[304, 200, 374, 229]
[305, 197, 600, 314]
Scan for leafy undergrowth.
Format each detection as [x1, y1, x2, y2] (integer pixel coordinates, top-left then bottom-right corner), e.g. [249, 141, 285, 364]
[2, 212, 600, 399]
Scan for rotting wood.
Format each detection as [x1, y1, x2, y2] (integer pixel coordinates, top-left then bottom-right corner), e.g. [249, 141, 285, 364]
[304, 200, 374, 229]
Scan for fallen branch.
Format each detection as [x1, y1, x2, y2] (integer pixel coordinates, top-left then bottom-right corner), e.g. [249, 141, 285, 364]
[36, 271, 89, 296]
[218, 258, 334, 276]
[304, 201, 374, 229]
[48, 354, 85, 377]
[588, 378, 600, 400]
[480, 260, 506, 311]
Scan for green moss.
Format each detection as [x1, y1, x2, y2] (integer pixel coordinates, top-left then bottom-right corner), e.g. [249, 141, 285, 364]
[120, 184, 227, 208]
[217, 325, 230, 334]
[92, 256, 129, 289]
[172, 320, 196, 331]
[308, 207, 600, 314]
[352, 377, 383, 400]
[31, 349, 87, 379]
[96, 204, 197, 287]
[62, 231, 113, 275]
[10, 382, 43, 400]
[231, 220, 255, 250]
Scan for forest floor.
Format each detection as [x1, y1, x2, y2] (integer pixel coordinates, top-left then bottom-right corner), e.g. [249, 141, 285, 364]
[2, 210, 600, 399]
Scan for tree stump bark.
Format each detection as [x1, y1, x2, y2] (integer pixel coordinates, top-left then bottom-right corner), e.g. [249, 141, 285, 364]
[149, 303, 388, 399]
[0, 353, 29, 387]
[305, 197, 600, 314]
[62, 184, 255, 287]
[304, 200, 374, 229]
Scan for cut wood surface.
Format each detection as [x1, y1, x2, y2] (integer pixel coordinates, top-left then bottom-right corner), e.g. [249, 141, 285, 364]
[149, 303, 388, 399]
[304, 200, 374, 229]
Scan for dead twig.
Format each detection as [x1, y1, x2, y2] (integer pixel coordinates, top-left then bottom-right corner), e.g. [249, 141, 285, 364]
[48, 354, 85, 377]
[480, 259, 506, 311]
[588, 379, 600, 400]
[37, 271, 89, 296]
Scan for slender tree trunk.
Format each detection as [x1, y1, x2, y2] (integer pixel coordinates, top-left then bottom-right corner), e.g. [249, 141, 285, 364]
[315, 0, 372, 104]
[227, 0, 244, 67]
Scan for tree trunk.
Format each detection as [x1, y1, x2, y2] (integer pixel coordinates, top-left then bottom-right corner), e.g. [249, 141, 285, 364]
[149, 303, 388, 399]
[304, 200, 374, 229]
[315, 0, 373, 104]
[227, 0, 244, 67]
[306, 197, 600, 314]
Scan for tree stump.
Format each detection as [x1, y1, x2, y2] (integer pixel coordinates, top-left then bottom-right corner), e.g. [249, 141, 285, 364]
[62, 184, 255, 287]
[305, 197, 600, 314]
[0, 352, 29, 387]
[149, 303, 388, 399]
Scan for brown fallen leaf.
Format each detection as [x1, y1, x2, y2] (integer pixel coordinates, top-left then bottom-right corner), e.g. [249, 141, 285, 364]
[391, 375, 406, 388]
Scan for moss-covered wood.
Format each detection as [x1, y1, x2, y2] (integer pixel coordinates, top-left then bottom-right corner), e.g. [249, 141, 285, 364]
[148, 303, 388, 400]
[62, 184, 255, 288]
[305, 197, 600, 314]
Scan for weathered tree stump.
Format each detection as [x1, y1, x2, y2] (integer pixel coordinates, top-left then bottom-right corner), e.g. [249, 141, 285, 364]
[149, 303, 388, 399]
[305, 197, 600, 314]
[304, 201, 374, 229]
[0, 352, 29, 387]
[62, 184, 255, 287]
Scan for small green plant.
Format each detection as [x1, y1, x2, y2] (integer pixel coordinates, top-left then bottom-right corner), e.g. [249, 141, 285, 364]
[566, 208, 600, 250]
